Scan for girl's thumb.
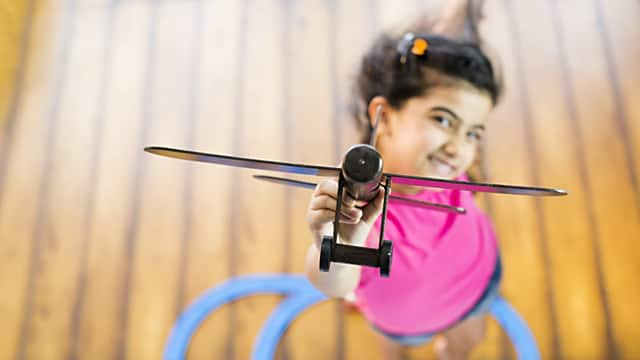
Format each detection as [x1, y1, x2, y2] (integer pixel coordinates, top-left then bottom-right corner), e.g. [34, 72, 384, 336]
[362, 187, 385, 224]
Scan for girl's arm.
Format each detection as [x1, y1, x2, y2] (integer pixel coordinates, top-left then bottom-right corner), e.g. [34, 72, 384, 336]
[304, 179, 384, 298]
[304, 243, 362, 298]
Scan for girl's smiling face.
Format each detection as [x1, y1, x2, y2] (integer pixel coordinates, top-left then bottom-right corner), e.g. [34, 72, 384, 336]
[372, 85, 492, 189]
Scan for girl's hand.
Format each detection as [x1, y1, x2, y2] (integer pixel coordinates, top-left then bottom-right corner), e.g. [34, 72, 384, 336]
[306, 178, 385, 248]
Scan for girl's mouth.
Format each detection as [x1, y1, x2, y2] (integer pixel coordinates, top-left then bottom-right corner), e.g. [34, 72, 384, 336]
[428, 155, 457, 177]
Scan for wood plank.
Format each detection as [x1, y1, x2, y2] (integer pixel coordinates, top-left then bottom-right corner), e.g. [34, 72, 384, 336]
[0, 0, 34, 207]
[282, 0, 341, 358]
[0, 0, 25, 103]
[124, 2, 197, 359]
[344, 308, 385, 360]
[0, 0, 30, 144]
[274, 2, 296, 358]
[554, 1, 640, 358]
[596, 3, 640, 358]
[72, 2, 151, 358]
[333, 0, 373, 166]
[597, 0, 640, 205]
[480, 1, 556, 358]
[230, 0, 288, 358]
[0, 0, 71, 358]
[65, 4, 115, 358]
[375, 0, 420, 32]
[499, 0, 612, 358]
[19, 4, 109, 359]
[286, 300, 344, 360]
[179, 0, 240, 358]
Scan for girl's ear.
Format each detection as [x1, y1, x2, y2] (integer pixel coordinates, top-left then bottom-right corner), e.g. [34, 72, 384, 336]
[367, 96, 393, 139]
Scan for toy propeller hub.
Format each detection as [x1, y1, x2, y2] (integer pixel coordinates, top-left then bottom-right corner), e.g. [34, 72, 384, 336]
[342, 144, 383, 183]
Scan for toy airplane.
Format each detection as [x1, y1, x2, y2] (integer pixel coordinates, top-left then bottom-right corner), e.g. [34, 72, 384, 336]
[144, 106, 567, 277]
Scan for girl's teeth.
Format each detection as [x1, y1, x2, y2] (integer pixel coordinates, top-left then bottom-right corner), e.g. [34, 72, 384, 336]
[432, 159, 453, 175]
[436, 162, 451, 174]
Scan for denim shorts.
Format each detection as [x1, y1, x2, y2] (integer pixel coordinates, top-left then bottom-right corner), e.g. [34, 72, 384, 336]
[371, 256, 503, 346]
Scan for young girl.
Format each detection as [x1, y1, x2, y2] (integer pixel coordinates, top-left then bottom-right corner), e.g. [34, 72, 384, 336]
[304, 4, 503, 360]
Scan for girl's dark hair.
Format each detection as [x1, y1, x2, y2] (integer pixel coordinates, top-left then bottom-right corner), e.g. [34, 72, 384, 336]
[351, 4, 503, 144]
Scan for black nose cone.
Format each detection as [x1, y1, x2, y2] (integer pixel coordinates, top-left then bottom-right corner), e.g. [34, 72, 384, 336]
[342, 144, 383, 183]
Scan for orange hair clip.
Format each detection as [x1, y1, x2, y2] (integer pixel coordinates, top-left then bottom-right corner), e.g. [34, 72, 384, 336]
[411, 38, 428, 56]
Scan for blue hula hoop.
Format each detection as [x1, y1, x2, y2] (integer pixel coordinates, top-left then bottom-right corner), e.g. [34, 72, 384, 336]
[164, 274, 539, 360]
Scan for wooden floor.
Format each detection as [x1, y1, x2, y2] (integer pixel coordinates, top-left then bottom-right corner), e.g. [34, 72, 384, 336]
[0, 0, 638, 359]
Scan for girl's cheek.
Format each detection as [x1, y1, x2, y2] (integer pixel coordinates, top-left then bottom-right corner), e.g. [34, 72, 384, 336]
[460, 147, 478, 172]
[423, 127, 449, 150]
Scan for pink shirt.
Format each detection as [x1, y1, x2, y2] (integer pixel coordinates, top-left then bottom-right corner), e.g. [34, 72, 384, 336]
[354, 180, 498, 335]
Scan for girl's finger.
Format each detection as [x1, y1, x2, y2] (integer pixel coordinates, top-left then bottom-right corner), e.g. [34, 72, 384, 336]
[309, 194, 337, 211]
[314, 180, 366, 210]
[362, 187, 385, 223]
[313, 179, 339, 198]
[308, 209, 361, 228]
[311, 194, 363, 219]
[342, 193, 357, 208]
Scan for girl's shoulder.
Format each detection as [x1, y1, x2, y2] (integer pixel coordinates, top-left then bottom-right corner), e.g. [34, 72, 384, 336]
[385, 173, 497, 232]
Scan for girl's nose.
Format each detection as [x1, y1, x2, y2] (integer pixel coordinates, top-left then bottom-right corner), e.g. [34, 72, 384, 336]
[442, 137, 460, 156]
[442, 130, 469, 157]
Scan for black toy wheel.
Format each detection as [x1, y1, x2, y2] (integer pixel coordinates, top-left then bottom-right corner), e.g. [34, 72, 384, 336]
[319, 235, 333, 272]
[379, 240, 393, 277]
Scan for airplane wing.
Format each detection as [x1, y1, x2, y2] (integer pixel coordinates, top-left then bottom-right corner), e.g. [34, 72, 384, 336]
[144, 146, 567, 197]
[384, 172, 567, 196]
[253, 175, 466, 214]
[145, 146, 341, 177]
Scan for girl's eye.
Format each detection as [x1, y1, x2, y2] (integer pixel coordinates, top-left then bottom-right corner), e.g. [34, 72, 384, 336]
[433, 116, 452, 128]
[467, 130, 483, 141]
